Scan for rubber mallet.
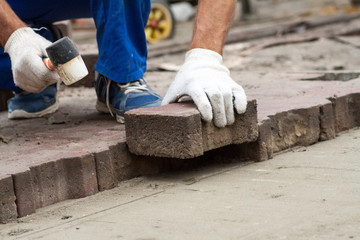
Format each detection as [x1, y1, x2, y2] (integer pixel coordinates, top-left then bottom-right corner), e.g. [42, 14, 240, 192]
[43, 37, 88, 85]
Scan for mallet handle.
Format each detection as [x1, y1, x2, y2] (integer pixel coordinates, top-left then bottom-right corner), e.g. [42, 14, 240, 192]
[43, 58, 55, 71]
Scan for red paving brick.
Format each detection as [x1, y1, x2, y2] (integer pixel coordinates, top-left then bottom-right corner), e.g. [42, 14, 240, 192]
[0, 174, 17, 222]
[125, 101, 258, 159]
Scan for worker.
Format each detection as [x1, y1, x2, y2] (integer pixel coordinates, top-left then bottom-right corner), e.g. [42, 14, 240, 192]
[0, 0, 247, 128]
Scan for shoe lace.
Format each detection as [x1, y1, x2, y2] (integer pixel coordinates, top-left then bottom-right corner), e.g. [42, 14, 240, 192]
[118, 80, 148, 95]
[105, 79, 149, 117]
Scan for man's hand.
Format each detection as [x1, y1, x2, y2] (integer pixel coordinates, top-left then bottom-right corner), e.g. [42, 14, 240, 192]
[0, 0, 59, 92]
[4, 27, 59, 93]
[162, 48, 247, 128]
[163, 0, 247, 128]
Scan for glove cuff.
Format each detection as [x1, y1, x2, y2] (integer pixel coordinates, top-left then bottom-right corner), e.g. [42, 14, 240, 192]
[4, 27, 34, 53]
[185, 48, 223, 64]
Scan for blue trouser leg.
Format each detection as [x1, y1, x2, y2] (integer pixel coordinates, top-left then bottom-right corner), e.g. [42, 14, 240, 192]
[0, 0, 149, 91]
[91, 0, 151, 83]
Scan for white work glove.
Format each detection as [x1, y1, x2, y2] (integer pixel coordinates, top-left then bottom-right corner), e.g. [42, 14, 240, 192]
[4, 27, 59, 93]
[162, 48, 247, 128]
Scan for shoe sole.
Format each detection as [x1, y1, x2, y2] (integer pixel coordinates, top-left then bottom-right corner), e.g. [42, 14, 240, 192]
[8, 100, 60, 119]
[96, 100, 125, 123]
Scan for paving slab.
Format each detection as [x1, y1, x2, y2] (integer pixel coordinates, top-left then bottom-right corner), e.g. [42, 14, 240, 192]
[0, 174, 17, 222]
[125, 101, 258, 159]
[0, 87, 119, 217]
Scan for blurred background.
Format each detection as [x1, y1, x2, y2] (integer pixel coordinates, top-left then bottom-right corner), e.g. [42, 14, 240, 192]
[65, 0, 360, 46]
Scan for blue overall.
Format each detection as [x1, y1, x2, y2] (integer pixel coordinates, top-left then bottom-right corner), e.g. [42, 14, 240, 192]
[0, 0, 151, 92]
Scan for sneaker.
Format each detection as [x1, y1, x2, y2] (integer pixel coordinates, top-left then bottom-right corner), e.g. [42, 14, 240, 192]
[94, 72, 162, 123]
[7, 84, 59, 119]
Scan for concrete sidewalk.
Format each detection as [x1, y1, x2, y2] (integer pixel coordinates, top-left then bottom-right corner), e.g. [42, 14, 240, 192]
[0, 128, 359, 240]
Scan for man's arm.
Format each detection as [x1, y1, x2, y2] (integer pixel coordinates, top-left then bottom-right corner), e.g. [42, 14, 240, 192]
[0, 0, 27, 47]
[190, 0, 236, 55]
[162, 0, 247, 128]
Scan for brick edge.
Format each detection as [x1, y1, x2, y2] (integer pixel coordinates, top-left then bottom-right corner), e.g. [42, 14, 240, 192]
[1, 93, 360, 222]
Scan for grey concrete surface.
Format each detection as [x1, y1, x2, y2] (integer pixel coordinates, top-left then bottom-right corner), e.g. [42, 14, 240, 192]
[1, 128, 359, 240]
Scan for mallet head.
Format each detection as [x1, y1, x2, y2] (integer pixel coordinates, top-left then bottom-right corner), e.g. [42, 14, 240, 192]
[46, 37, 88, 85]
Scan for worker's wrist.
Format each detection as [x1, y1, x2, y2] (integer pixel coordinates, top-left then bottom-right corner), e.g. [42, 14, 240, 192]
[189, 29, 225, 55]
[189, 42, 223, 56]
[4, 27, 33, 53]
[0, 18, 27, 48]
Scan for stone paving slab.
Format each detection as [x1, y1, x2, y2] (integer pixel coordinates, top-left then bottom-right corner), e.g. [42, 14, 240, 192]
[125, 101, 258, 159]
[0, 174, 17, 223]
